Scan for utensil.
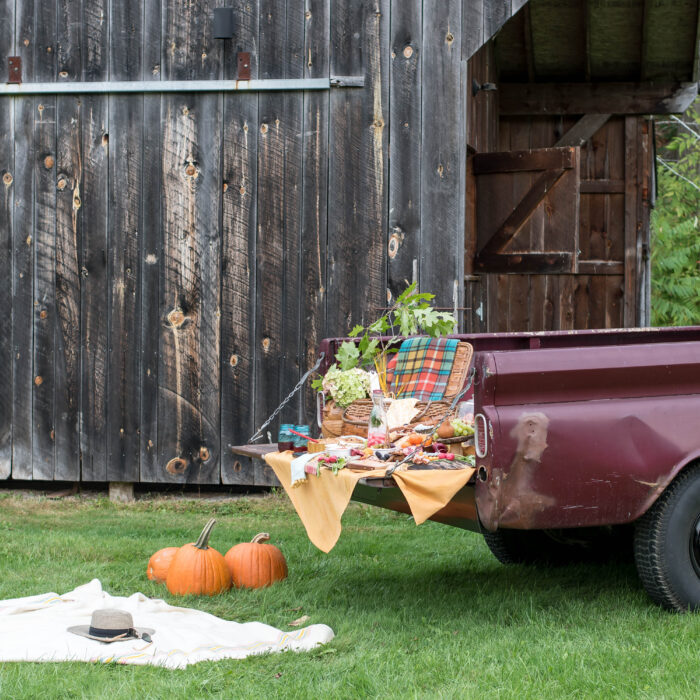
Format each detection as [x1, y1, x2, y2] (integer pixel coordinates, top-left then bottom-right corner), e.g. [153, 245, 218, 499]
[288, 427, 321, 443]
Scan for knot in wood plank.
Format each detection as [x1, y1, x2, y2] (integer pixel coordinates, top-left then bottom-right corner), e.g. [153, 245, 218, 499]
[388, 230, 403, 259]
[166, 457, 188, 475]
[2, 172, 12, 187]
[167, 308, 186, 328]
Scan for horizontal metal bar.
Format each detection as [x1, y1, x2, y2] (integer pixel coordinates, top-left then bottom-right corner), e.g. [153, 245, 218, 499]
[0, 76, 364, 96]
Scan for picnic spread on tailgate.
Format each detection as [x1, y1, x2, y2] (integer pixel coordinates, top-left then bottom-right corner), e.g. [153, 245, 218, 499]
[262, 285, 478, 551]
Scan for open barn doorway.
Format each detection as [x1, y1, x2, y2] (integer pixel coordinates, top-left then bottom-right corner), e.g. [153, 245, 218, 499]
[463, 0, 698, 333]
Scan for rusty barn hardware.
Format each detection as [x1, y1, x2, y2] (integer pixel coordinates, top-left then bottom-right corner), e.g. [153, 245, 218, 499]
[237, 52, 251, 81]
[7, 57, 21, 84]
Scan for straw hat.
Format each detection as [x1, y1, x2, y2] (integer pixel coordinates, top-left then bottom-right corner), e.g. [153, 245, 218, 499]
[67, 608, 154, 643]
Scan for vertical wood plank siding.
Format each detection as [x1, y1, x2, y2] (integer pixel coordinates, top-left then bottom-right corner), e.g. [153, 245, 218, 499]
[79, 0, 110, 481]
[388, 0, 422, 301]
[0, 0, 14, 479]
[421, 0, 466, 316]
[54, 0, 83, 482]
[327, 0, 389, 333]
[138, 0, 163, 482]
[299, 0, 331, 426]
[12, 0, 36, 481]
[220, 1, 260, 486]
[107, 0, 143, 482]
[254, 0, 305, 486]
[158, 0, 222, 484]
[1, 0, 525, 483]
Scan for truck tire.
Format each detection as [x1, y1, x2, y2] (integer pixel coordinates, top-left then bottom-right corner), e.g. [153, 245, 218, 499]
[483, 526, 633, 566]
[634, 462, 700, 612]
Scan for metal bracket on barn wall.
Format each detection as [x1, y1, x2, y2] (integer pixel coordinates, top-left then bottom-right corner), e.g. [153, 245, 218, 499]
[7, 57, 21, 84]
[0, 73, 364, 95]
[237, 52, 251, 81]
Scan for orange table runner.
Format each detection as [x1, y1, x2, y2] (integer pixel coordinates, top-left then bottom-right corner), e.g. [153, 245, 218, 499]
[264, 452, 475, 552]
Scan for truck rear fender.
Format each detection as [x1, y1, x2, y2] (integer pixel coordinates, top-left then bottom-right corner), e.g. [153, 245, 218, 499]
[636, 451, 700, 520]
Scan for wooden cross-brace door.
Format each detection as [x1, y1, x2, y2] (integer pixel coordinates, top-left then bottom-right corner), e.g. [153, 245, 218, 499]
[474, 147, 581, 273]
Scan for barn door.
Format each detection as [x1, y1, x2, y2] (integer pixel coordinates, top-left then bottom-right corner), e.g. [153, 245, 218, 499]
[473, 147, 581, 273]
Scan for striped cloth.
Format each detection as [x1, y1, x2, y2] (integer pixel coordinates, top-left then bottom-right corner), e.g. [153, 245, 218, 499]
[386, 337, 458, 401]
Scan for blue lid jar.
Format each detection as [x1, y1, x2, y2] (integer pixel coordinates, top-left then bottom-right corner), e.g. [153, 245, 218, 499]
[293, 424, 310, 449]
[277, 424, 295, 451]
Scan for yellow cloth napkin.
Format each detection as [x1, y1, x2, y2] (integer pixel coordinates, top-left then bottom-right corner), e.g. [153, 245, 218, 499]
[265, 452, 475, 553]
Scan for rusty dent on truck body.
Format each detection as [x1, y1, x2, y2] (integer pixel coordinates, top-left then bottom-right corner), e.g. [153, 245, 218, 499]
[474, 340, 700, 532]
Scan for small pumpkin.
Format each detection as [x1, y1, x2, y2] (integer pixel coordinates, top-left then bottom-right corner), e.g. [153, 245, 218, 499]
[166, 519, 232, 596]
[225, 533, 288, 589]
[147, 546, 179, 583]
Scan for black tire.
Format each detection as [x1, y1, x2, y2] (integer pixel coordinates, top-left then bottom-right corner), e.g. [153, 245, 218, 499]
[483, 526, 634, 566]
[634, 462, 700, 612]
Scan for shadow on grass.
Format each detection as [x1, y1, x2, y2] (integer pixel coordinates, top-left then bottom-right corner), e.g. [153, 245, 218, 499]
[318, 557, 645, 623]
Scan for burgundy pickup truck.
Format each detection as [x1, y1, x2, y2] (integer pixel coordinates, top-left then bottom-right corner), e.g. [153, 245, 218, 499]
[317, 327, 700, 612]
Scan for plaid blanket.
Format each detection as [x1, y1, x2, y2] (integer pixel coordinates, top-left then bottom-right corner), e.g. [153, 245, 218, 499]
[386, 337, 458, 401]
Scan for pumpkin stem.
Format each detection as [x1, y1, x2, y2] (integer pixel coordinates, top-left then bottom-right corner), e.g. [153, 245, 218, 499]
[251, 532, 271, 544]
[194, 518, 217, 549]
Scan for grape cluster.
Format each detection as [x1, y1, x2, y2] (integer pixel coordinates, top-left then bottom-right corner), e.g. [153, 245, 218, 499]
[450, 418, 474, 437]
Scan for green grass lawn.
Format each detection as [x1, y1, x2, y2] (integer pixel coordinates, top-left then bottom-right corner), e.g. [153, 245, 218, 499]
[0, 491, 698, 699]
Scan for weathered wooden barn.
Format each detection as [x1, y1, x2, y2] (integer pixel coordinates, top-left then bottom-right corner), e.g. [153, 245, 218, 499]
[0, 0, 698, 487]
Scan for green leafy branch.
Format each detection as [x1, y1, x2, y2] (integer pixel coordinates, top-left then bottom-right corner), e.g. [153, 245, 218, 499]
[335, 283, 457, 371]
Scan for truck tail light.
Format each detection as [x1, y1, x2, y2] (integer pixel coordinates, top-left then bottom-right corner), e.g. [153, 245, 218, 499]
[475, 413, 488, 458]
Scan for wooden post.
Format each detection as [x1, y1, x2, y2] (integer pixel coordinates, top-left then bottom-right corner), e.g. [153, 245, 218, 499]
[109, 482, 134, 503]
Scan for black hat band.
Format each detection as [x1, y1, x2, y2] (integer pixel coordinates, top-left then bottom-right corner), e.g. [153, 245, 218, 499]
[88, 626, 132, 639]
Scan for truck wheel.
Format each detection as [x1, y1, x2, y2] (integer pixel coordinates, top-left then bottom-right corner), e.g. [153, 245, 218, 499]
[483, 526, 633, 566]
[634, 462, 700, 612]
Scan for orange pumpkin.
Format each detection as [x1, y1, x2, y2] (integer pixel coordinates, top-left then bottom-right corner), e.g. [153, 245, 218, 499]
[225, 533, 288, 589]
[166, 519, 232, 596]
[147, 546, 179, 583]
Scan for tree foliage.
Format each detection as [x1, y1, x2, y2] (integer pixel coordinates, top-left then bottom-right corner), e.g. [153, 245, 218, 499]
[651, 106, 700, 326]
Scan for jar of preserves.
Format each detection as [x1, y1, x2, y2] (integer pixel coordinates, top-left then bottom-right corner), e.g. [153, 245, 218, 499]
[278, 424, 295, 452]
[293, 425, 311, 453]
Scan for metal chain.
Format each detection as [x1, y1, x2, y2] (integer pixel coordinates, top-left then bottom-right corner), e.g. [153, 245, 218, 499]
[248, 352, 326, 443]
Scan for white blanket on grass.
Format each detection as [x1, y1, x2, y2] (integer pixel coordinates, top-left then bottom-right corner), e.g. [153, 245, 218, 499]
[0, 579, 333, 668]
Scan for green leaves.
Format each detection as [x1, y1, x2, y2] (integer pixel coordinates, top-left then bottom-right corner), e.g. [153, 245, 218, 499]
[331, 283, 458, 369]
[652, 105, 700, 327]
[412, 307, 457, 337]
[336, 341, 360, 371]
[360, 338, 380, 366]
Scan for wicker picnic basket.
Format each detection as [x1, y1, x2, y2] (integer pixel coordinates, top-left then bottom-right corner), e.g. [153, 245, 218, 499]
[339, 341, 474, 438]
[442, 341, 474, 401]
[320, 400, 344, 439]
[341, 399, 453, 437]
